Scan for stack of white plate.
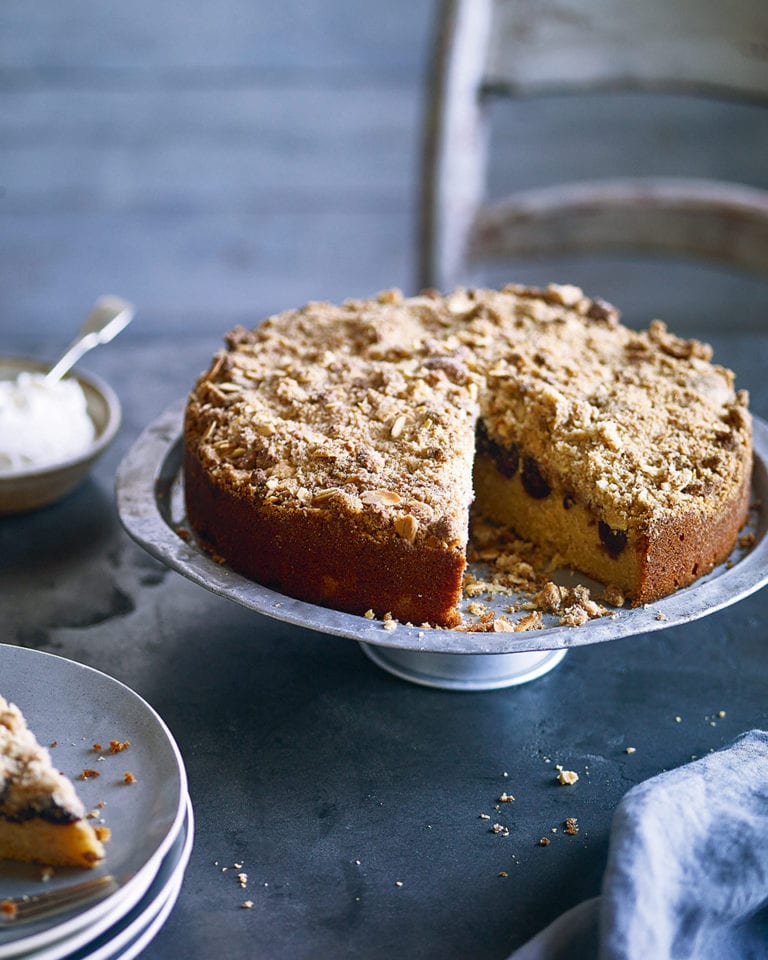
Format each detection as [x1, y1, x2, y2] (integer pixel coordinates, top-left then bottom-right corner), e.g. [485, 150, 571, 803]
[0, 645, 192, 960]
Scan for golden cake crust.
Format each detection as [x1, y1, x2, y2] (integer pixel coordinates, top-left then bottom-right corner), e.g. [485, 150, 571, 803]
[183, 284, 752, 627]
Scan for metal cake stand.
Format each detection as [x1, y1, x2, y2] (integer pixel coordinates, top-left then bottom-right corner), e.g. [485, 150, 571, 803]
[116, 401, 768, 691]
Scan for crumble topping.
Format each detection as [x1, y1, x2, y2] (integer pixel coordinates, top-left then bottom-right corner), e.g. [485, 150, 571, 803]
[187, 291, 483, 552]
[0, 696, 86, 823]
[187, 284, 750, 545]
[452, 515, 615, 631]
[556, 768, 579, 785]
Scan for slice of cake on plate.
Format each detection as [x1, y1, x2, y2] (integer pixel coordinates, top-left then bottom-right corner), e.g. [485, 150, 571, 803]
[0, 695, 106, 868]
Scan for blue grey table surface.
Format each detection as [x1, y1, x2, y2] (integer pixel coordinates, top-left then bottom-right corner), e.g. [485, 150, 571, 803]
[3, 2, 768, 956]
[0, 326, 766, 960]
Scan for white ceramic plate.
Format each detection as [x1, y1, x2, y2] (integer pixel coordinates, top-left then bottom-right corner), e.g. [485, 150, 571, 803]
[22, 797, 192, 960]
[61, 796, 193, 960]
[0, 646, 188, 959]
[106, 873, 181, 960]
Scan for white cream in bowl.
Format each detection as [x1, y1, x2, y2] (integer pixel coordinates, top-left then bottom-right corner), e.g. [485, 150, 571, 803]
[0, 371, 96, 474]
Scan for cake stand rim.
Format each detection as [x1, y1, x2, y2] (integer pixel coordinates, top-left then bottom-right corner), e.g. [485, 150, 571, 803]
[115, 399, 768, 657]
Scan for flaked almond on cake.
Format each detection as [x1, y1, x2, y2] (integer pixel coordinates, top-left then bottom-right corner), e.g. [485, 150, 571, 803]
[0, 695, 106, 869]
[183, 284, 752, 628]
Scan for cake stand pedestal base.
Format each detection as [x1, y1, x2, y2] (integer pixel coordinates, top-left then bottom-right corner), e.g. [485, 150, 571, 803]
[358, 644, 567, 691]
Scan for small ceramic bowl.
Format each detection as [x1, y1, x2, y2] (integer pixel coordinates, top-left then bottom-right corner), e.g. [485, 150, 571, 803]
[0, 356, 122, 513]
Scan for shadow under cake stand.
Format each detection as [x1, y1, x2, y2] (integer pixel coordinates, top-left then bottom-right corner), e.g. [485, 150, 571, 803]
[116, 401, 768, 691]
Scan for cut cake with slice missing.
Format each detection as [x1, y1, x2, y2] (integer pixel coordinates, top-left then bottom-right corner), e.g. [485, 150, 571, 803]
[183, 284, 752, 627]
[0, 695, 106, 869]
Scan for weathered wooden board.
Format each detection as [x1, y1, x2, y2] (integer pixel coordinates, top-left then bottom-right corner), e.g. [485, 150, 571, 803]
[0, 209, 414, 336]
[0, 1, 436, 335]
[3, 0, 768, 341]
[0, 0, 435, 73]
[0, 86, 419, 208]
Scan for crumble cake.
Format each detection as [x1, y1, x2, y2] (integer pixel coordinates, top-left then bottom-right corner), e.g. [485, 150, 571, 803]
[183, 284, 752, 627]
[0, 695, 106, 868]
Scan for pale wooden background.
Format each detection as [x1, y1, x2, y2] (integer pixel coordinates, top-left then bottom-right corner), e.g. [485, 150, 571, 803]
[3, 0, 768, 344]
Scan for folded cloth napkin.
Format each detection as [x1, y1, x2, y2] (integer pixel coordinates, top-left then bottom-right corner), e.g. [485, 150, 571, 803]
[509, 730, 768, 960]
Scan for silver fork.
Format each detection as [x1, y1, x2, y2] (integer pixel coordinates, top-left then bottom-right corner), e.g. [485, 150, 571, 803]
[0, 874, 118, 927]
